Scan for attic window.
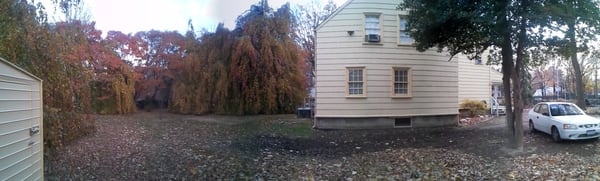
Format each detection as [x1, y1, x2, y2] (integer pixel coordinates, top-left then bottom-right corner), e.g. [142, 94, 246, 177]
[364, 13, 381, 42]
[398, 16, 414, 45]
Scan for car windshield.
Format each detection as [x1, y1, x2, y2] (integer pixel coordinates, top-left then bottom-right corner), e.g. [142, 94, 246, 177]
[549, 104, 584, 116]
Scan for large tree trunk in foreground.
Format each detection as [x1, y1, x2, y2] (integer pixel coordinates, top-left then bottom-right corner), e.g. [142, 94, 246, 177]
[501, 28, 517, 149]
[498, 0, 522, 150]
[567, 22, 586, 109]
[511, 10, 528, 151]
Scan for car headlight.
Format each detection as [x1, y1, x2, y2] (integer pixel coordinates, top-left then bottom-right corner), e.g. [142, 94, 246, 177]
[563, 124, 578, 129]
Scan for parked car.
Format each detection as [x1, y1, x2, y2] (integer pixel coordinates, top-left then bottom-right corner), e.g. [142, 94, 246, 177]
[528, 102, 600, 142]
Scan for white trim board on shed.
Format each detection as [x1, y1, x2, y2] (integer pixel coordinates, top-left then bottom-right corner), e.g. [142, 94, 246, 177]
[0, 57, 43, 181]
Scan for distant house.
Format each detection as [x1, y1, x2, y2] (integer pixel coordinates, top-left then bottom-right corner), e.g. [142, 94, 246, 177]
[533, 87, 563, 97]
[313, 0, 503, 129]
[458, 57, 503, 107]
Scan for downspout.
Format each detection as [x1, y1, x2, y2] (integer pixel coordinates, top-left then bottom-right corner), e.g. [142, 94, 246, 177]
[313, 29, 318, 128]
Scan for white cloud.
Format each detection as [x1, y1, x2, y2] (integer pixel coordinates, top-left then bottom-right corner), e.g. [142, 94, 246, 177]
[39, 0, 347, 35]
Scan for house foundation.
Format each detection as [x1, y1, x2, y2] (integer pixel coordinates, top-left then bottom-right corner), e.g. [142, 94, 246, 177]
[314, 114, 458, 129]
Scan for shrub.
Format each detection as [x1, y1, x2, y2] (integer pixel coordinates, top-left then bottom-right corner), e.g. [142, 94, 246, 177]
[44, 106, 95, 150]
[460, 100, 488, 117]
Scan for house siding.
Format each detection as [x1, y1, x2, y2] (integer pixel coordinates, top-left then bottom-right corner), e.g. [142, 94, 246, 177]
[0, 58, 43, 180]
[315, 0, 458, 128]
[457, 56, 503, 107]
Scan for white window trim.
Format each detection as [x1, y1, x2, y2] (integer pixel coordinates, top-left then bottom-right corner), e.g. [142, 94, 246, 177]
[397, 15, 415, 46]
[363, 12, 383, 45]
[346, 66, 367, 98]
[391, 66, 412, 98]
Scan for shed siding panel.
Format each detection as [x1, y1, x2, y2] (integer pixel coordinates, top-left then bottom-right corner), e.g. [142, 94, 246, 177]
[0, 150, 41, 179]
[0, 110, 37, 124]
[0, 60, 43, 180]
[0, 68, 34, 82]
[7, 152, 41, 180]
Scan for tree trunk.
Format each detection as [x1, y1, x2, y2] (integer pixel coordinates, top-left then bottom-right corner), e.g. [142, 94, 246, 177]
[499, 2, 516, 148]
[511, 9, 528, 151]
[568, 22, 586, 109]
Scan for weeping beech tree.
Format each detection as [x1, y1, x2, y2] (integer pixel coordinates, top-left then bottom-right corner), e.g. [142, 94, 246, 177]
[170, 1, 306, 115]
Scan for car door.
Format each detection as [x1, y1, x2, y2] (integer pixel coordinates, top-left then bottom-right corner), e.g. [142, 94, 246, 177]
[530, 104, 542, 130]
[537, 104, 552, 134]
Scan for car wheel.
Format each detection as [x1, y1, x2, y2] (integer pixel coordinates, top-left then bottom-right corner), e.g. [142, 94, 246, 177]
[529, 120, 536, 133]
[551, 127, 562, 142]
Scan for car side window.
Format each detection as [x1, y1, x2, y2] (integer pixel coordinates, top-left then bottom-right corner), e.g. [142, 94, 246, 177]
[549, 105, 564, 116]
[533, 104, 540, 113]
[539, 104, 549, 116]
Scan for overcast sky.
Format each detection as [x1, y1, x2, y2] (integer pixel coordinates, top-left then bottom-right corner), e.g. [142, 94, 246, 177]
[40, 0, 346, 35]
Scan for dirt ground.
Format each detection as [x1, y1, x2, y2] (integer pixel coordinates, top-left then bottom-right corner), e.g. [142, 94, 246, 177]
[45, 111, 600, 180]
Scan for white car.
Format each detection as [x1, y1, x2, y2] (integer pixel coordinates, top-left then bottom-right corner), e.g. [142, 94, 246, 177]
[528, 102, 600, 142]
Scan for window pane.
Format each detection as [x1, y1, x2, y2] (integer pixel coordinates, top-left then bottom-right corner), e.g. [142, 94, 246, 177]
[366, 28, 379, 35]
[395, 69, 408, 82]
[399, 88, 407, 94]
[349, 69, 362, 82]
[399, 32, 414, 44]
[357, 70, 363, 81]
[399, 18, 408, 31]
[398, 17, 414, 44]
[348, 68, 364, 95]
[349, 82, 363, 95]
[365, 15, 380, 35]
[366, 15, 378, 22]
[349, 83, 357, 89]
[401, 70, 407, 82]
[394, 83, 408, 94]
[349, 69, 363, 82]
[393, 69, 410, 95]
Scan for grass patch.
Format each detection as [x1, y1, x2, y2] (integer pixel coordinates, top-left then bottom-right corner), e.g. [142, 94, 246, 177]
[270, 120, 315, 138]
[227, 116, 316, 138]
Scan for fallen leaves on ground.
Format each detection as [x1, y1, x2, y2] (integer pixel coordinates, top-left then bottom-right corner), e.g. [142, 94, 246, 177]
[45, 112, 600, 180]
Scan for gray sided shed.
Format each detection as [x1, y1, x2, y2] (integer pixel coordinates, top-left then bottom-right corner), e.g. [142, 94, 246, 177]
[0, 57, 43, 180]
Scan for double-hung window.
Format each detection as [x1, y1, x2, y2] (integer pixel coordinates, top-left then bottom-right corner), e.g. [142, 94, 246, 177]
[347, 67, 366, 97]
[364, 13, 381, 43]
[398, 16, 414, 45]
[392, 67, 411, 97]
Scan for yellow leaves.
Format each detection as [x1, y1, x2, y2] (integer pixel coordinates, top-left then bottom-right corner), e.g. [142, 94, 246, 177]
[170, 10, 305, 115]
[460, 99, 488, 117]
[189, 166, 198, 175]
[508, 171, 516, 180]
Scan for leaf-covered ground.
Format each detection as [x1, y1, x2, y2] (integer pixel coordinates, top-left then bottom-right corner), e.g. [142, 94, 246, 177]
[45, 111, 600, 180]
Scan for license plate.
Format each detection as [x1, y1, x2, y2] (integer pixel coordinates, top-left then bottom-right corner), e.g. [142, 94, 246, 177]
[587, 130, 597, 135]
